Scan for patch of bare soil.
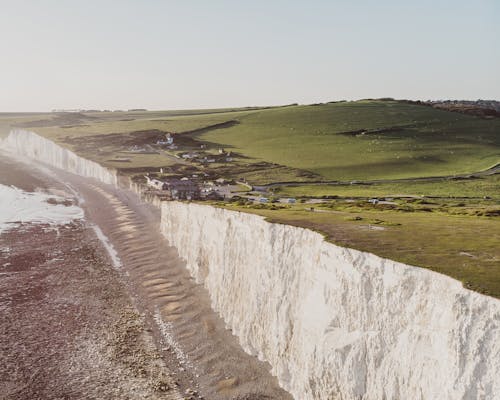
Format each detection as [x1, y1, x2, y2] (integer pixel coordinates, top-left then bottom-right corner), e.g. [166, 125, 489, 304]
[0, 222, 182, 400]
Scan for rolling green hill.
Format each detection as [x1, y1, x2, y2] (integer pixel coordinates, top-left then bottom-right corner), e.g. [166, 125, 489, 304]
[196, 100, 500, 181]
[3, 101, 498, 180]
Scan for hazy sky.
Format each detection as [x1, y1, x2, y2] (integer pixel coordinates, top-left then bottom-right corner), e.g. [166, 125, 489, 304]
[1, 0, 499, 111]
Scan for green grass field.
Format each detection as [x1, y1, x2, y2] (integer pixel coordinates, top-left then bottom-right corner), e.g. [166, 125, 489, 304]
[36, 110, 255, 140]
[273, 174, 500, 200]
[3, 101, 498, 180]
[0, 109, 260, 169]
[1, 102, 499, 298]
[196, 101, 500, 181]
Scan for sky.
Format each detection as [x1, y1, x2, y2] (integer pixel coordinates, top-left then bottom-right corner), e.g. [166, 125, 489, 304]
[0, 0, 499, 111]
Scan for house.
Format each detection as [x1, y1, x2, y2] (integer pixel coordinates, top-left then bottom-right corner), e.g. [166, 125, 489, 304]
[200, 156, 216, 163]
[144, 175, 164, 190]
[181, 152, 198, 159]
[287, 198, 296, 204]
[162, 179, 201, 200]
[259, 197, 269, 203]
[157, 133, 174, 145]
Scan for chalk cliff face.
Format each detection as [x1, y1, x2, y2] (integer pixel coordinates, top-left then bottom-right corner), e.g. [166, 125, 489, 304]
[3, 129, 500, 399]
[1, 130, 117, 185]
[161, 201, 500, 400]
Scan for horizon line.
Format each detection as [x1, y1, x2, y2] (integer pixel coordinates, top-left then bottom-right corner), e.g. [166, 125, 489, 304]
[1, 97, 499, 114]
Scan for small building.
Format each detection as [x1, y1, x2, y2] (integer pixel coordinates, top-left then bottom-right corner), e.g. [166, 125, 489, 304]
[287, 198, 296, 204]
[162, 179, 200, 200]
[157, 133, 174, 145]
[144, 176, 164, 190]
[259, 197, 269, 203]
[181, 152, 198, 159]
[200, 156, 216, 164]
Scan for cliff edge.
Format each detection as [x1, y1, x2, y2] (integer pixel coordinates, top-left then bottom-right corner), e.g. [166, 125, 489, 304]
[161, 201, 500, 400]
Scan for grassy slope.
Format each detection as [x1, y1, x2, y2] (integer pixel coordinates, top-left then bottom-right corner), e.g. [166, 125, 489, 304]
[1, 110, 257, 169]
[5, 101, 498, 180]
[197, 101, 500, 181]
[274, 174, 500, 200]
[34, 110, 255, 140]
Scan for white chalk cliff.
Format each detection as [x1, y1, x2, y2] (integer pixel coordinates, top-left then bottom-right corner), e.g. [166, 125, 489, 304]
[161, 201, 500, 400]
[2, 129, 499, 399]
[1, 129, 117, 185]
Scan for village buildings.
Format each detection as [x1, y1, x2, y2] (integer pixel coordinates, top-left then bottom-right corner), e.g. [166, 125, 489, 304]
[162, 178, 201, 200]
[145, 175, 201, 200]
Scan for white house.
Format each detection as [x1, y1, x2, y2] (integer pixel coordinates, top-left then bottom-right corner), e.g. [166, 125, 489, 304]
[157, 133, 174, 145]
